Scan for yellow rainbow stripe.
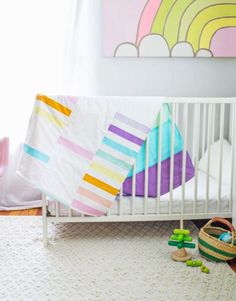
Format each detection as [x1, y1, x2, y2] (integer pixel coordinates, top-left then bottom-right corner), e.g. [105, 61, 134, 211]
[199, 17, 236, 49]
[35, 106, 65, 128]
[186, 4, 236, 51]
[178, 0, 236, 41]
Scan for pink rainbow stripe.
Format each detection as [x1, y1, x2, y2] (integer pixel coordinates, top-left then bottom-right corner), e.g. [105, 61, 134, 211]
[136, 0, 162, 45]
[77, 186, 112, 208]
[58, 136, 94, 160]
[72, 199, 105, 216]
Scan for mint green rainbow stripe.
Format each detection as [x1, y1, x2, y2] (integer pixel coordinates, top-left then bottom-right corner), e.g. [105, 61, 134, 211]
[151, 0, 176, 35]
[163, 0, 194, 48]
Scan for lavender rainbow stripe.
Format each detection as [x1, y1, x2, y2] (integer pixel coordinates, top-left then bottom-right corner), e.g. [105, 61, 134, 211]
[123, 151, 195, 197]
[72, 200, 105, 216]
[58, 136, 94, 160]
[115, 112, 150, 134]
[108, 124, 144, 146]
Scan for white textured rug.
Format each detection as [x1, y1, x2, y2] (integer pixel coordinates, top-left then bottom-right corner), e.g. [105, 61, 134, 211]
[0, 217, 235, 301]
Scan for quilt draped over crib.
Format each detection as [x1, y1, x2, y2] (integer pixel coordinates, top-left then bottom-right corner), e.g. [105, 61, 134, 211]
[17, 95, 194, 216]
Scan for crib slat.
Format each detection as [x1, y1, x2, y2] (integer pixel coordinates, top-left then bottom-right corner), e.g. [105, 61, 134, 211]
[42, 193, 48, 247]
[169, 103, 175, 214]
[55, 201, 59, 218]
[175, 103, 179, 125]
[181, 104, 188, 214]
[131, 163, 136, 215]
[194, 104, 200, 213]
[157, 108, 163, 214]
[229, 104, 232, 144]
[201, 104, 207, 157]
[205, 104, 212, 213]
[230, 104, 235, 212]
[68, 208, 72, 217]
[144, 136, 149, 215]
[119, 185, 123, 216]
[218, 104, 225, 212]
[212, 104, 216, 144]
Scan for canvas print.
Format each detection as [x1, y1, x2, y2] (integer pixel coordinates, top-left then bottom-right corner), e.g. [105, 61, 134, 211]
[103, 0, 236, 57]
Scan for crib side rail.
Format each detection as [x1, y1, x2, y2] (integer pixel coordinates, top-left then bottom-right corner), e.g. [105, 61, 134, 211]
[43, 100, 236, 226]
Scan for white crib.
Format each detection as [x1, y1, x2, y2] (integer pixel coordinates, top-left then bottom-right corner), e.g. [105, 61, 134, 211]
[42, 98, 236, 246]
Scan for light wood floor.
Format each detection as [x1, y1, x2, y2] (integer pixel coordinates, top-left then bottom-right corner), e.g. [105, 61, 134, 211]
[0, 208, 42, 216]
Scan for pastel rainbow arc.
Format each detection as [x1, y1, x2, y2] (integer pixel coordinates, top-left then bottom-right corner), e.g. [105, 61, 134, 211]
[151, 0, 176, 35]
[136, 0, 162, 45]
[178, 0, 236, 41]
[163, 0, 194, 49]
[186, 4, 236, 52]
[199, 17, 236, 50]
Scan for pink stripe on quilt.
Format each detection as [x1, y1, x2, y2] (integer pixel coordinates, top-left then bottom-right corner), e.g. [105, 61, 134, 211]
[77, 187, 113, 208]
[72, 200, 105, 216]
[58, 136, 94, 160]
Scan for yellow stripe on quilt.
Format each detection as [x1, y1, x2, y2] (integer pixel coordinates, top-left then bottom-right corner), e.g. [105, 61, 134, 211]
[35, 106, 65, 128]
[37, 94, 72, 117]
[83, 174, 119, 196]
[90, 161, 125, 184]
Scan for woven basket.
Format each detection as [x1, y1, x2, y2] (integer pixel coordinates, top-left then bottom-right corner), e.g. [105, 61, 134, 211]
[198, 217, 236, 262]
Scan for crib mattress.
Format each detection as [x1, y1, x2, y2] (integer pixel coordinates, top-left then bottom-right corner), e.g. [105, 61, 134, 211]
[48, 171, 230, 216]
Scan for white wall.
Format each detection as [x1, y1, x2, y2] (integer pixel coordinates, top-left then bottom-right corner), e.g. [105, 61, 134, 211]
[94, 58, 236, 97]
[91, 1, 236, 97]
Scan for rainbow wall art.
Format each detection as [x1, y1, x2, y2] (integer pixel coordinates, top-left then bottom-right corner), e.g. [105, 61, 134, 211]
[103, 0, 236, 57]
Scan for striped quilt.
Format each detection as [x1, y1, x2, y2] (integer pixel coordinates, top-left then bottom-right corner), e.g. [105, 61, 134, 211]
[17, 95, 165, 216]
[123, 103, 195, 197]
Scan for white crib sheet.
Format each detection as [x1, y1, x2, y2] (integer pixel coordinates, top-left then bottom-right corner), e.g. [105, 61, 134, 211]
[48, 171, 230, 216]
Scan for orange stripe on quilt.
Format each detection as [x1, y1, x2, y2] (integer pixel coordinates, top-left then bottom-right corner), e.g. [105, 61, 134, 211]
[37, 94, 72, 117]
[83, 174, 119, 195]
[77, 186, 113, 208]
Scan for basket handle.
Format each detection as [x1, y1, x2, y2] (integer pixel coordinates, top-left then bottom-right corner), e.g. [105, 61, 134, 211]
[204, 217, 235, 245]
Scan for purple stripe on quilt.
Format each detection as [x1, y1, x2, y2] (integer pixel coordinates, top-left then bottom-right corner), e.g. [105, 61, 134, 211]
[122, 151, 195, 197]
[114, 113, 150, 134]
[108, 124, 144, 146]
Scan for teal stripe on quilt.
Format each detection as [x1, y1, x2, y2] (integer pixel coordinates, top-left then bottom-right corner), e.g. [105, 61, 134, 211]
[96, 150, 132, 170]
[23, 144, 49, 163]
[127, 119, 183, 177]
[102, 137, 138, 159]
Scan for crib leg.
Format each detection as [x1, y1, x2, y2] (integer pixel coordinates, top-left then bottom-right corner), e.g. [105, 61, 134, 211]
[42, 193, 48, 247]
[180, 219, 184, 230]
